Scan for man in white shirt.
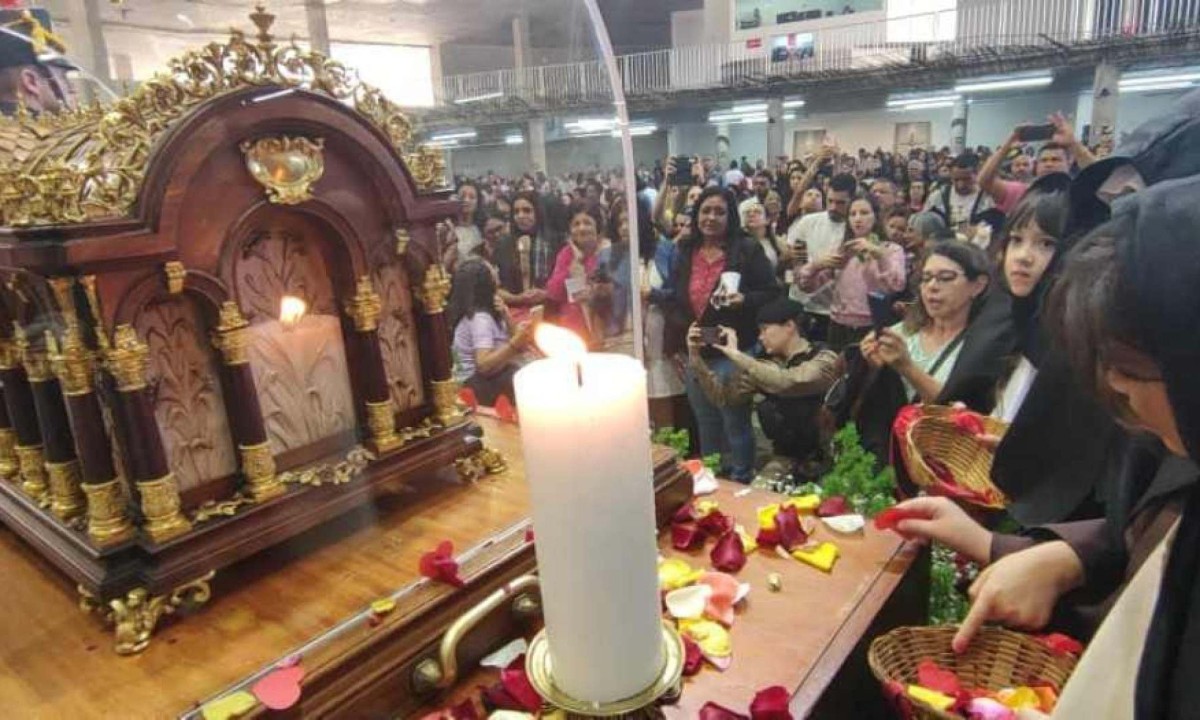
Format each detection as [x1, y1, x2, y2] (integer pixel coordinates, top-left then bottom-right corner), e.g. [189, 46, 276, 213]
[924, 151, 994, 236]
[785, 172, 855, 342]
[722, 160, 745, 190]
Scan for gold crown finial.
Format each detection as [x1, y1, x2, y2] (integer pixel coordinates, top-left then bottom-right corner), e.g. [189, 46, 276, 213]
[249, 4, 275, 47]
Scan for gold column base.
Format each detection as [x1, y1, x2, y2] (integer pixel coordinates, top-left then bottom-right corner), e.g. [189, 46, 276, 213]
[0, 427, 17, 480]
[15, 443, 48, 503]
[429, 378, 464, 426]
[525, 623, 685, 717]
[454, 446, 508, 482]
[78, 570, 215, 655]
[238, 442, 284, 502]
[82, 478, 135, 546]
[46, 458, 86, 521]
[137, 473, 192, 543]
[365, 399, 404, 453]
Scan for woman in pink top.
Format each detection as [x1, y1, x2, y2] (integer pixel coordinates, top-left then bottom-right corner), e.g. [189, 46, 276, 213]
[545, 201, 612, 348]
[797, 195, 906, 350]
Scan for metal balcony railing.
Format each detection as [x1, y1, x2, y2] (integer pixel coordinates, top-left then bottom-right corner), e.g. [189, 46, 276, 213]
[434, 0, 1200, 111]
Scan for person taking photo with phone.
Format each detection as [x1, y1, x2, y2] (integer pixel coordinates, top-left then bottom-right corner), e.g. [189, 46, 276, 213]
[979, 112, 1098, 213]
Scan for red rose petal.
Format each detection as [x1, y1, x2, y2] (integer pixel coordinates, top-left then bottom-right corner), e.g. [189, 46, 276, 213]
[251, 666, 305, 711]
[494, 394, 519, 423]
[755, 527, 780, 548]
[419, 541, 466, 587]
[457, 388, 479, 411]
[710, 531, 747, 573]
[749, 685, 794, 720]
[816, 496, 849, 517]
[499, 655, 541, 712]
[481, 682, 521, 711]
[699, 702, 750, 720]
[873, 507, 926, 531]
[673, 502, 698, 524]
[672, 521, 706, 551]
[1038, 633, 1084, 656]
[698, 509, 734, 538]
[952, 410, 986, 437]
[916, 659, 962, 696]
[774, 505, 808, 551]
[926, 457, 956, 485]
[682, 635, 704, 676]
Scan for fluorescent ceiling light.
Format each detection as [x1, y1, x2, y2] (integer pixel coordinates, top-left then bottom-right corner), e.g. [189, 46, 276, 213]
[566, 117, 619, 132]
[1121, 81, 1196, 93]
[955, 75, 1052, 93]
[889, 100, 957, 111]
[732, 102, 767, 113]
[783, 112, 796, 121]
[454, 91, 503, 104]
[504, 135, 524, 145]
[783, 99, 805, 108]
[887, 93, 959, 107]
[426, 139, 459, 148]
[431, 130, 477, 141]
[739, 114, 768, 124]
[1119, 71, 1200, 86]
[622, 125, 658, 136]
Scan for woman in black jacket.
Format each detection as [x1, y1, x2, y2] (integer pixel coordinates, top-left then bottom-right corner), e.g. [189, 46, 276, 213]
[666, 186, 779, 482]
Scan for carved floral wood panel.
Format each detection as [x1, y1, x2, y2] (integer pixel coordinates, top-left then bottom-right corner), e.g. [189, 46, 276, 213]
[372, 259, 425, 411]
[137, 297, 239, 494]
[233, 227, 337, 324]
[246, 316, 356, 454]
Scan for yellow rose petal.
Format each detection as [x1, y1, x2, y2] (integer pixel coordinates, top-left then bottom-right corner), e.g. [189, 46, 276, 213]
[997, 687, 1042, 711]
[792, 542, 839, 573]
[658, 558, 704, 590]
[786, 494, 821, 513]
[370, 598, 396, 615]
[694, 500, 720, 518]
[735, 524, 758, 554]
[679, 618, 732, 657]
[907, 685, 956, 712]
[201, 691, 258, 720]
[757, 503, 781, 531]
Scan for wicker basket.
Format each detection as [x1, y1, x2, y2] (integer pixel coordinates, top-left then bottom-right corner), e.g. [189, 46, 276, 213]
[868, 626, 1079, 719]
[899, 405, 1009, 509]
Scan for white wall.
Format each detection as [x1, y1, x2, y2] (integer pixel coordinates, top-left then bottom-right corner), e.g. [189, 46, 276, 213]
[448, 134, 670, 178]
[1115, 88, 1192, 141]
[672, 9, 707, 47]
[963, 92, 1082, 148]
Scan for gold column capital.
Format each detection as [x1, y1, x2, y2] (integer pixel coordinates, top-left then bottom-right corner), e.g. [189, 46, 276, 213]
[14, 324, 52, 382]
[14, 443, 47, 503]
[238, 441, 284, 502]
[418, 264, 451, 315]
[394, 227, 411, 256]
[45, 458, 86, 521]
[106, 325, 149, 392]
[47, 329, 95, 396]
[0, 337, 18, 370]
[212, 301, 250, 365]
[82, 477, 135, 546]
[163, 261, 186, 295]
[429, 378, 464, 427]
[137, 472, 192, 543]
[0, 427, 16, 480]
[345, 275, 382, 332]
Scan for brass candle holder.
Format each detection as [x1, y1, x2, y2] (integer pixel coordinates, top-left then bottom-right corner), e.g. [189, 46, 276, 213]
[525, 622, 685, 718]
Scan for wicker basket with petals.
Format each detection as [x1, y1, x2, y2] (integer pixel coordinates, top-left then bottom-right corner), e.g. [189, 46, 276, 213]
[896, 404, 1009, 509]
[868, 625, 1079, 719]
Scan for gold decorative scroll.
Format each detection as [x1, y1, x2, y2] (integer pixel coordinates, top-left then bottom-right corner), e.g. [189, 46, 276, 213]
[454, 447, 508, 483]
[79, 570, 216, 655]
[163, 261, 185, 295]
[241, 136, 325, 205]
[0, 5, 445, 228]
[277, 445, 375, 488]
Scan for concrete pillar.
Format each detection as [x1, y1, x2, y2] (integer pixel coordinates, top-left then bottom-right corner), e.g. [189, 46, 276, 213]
[527, 119, 547, 173]
[305, 0, 331, 55]
[766, 97, 785, 164]
[512, 14, 531, 69]
[58, 0, 111, 103]
[950, 98, 968, 155]
[1091, 59, 1120, 150]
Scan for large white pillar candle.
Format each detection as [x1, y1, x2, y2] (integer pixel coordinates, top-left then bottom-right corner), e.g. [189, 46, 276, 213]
[514, 327, 663, 702]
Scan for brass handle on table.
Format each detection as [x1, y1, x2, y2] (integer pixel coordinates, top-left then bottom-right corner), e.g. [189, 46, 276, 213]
[411, 574, 542, 694]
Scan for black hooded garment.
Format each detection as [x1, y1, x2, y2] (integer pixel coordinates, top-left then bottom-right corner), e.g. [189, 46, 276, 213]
[1117, 175, 1200, 719]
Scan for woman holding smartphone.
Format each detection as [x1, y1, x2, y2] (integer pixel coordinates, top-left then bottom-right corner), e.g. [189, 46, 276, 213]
[666, 187, 778, 483]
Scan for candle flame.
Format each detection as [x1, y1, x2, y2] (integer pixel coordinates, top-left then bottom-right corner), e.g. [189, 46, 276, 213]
[535, 323, 586, 360]
[279, 295, 307, 328]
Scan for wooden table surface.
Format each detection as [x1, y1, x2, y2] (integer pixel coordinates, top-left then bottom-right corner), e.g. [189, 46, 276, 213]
[416, 482, 922, 718]
[0, 418, 532, 720]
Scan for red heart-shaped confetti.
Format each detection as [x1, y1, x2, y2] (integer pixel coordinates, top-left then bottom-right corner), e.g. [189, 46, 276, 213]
[251, 666, 305, 710]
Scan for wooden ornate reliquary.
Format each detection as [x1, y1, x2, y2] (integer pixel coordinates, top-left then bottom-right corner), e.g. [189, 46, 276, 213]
[0, 11, 495, 654]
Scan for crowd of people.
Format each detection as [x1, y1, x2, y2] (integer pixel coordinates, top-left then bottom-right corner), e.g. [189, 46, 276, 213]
[445, 91, 1200, 716]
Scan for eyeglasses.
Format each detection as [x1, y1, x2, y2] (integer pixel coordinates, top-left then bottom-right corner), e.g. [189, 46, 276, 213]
[920, 270, 963, 285]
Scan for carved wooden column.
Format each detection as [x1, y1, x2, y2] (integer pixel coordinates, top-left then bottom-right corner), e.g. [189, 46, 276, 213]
[211, 301, 283, 502]
[15, 324, 85, 520]
[0, 335, 42, 496]
[50, 277, 135, 544]
[345, 276, 402, 453]
[416, 264, 462, 426]
[106, 325, 192, 543]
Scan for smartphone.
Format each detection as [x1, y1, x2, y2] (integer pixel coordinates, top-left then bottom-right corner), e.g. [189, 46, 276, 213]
[699, 326, 725, 345]
[672, 155, 693, 186]
[868, 291, 900, 333]
[1015, 123, 1056, 142]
